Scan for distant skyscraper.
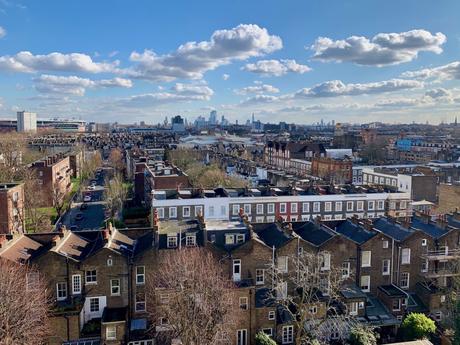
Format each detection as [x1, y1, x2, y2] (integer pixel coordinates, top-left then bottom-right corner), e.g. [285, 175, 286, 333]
[209, 110, 217, 125]
[16, 111, 37, 132]
[171, 115, 185, 132]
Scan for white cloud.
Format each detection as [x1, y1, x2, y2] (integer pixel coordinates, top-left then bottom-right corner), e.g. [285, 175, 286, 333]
[239, 94, 280, 106]
[0, 51, 119, 73]
[234, 84, 279, 95]
[222, 73, 230, 80]
[294, 79, 423, 98]
[0, 26, 6, 38]
[401, 61, 460, 80]
[119, 83, 214, 107]
[34, 74, 132, 96]
[108, 51, 119, 58]
[311, 29, 446, 66]
[243, 59, 311, 76]
[374, 98, 421, 108]
[125, 24, 282, 81]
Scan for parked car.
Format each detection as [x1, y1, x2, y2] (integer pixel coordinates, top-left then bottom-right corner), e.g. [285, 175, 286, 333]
[83, 195, 92, 202]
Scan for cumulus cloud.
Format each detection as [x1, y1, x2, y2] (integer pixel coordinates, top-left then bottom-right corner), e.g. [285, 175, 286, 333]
[222, 73, 230, 80]
[125, 24, 282, 81]
[234, 84, 280, 95]
[239, 94, 280, 106]
[401, 61, 460, 81]
[311, 29, 446, 66]
[119, 83, 214, 107]
[0, 26, 6, 38]
[294, 79, 423, 98]
[34, 74, 132, 96]
[0, 51, 119, 73]
[243, 59, 311, 76]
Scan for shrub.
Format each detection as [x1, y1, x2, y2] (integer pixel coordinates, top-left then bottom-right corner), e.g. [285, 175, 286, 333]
[401, 312, 436, 340]
[255, 331, 277, 345]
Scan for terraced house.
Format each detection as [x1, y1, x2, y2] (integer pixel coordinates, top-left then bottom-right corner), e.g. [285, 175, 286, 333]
[151, 185, 411, 224]
[1, 211, 460, 344]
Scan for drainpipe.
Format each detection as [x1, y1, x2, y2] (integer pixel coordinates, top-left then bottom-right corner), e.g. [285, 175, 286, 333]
[356, 245, 361, 288]
[391, 239, 395, 284]
[127, 255, 133, 342]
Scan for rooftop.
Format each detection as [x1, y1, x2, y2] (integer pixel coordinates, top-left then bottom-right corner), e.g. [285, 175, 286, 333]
[253, 223, 292, 249]
[410, 217, 450, 239]
[292, 221, 336, 246]
[334, 220, 376, 244]
[152, 184, 406, 200]
[373, 218, 415, 242]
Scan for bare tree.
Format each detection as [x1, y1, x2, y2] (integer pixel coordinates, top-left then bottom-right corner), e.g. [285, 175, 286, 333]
[267, 251, 352, 345]
[51, 180, 67, 219]
[146, 248, 238, 345]
[80, 150, 102, 181]
[104, 173, 127, 218]
[0, 259, 51, 345]
[0, 132, 27, 182]
[109, 148, 125, 174]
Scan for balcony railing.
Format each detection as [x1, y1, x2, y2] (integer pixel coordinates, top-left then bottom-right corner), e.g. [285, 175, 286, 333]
[420, 269, 460, 278]
[421, 248, 460, 261]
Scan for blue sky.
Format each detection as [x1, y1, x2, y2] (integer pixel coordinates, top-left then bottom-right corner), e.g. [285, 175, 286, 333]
[1, 0, 460, 124]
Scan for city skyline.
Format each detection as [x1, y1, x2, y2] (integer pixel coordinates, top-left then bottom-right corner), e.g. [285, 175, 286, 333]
[1, 0, 460, 124]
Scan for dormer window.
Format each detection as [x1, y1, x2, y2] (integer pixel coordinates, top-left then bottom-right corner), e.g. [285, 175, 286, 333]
[107, 258, 113, 266]
[167, 235, 178, 248]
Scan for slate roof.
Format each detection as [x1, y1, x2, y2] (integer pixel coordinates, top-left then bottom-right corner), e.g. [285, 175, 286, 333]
[365, 294, 400, 327]
[378, 284, 407, 297]
[410, 217, 449, 239]
[292, 221, 336, 246]
[373, 218, 414, 242]
[253, 223, 292, 248]
[341, 284, 367, 300]
[334, 220, 376, 244]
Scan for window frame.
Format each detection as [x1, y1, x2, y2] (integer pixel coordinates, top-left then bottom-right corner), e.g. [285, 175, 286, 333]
[111, 279, 121, 296]
[361, 251, 371, 268]
[136, 266, 145, 285]
[256, 269, 265, 285]
[56, 282, 67, 301]
[85, 270, 97, 285]
[106, 325, 117, 340]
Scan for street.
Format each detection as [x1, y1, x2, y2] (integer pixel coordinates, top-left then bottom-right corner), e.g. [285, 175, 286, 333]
[59, 169, 109, 231]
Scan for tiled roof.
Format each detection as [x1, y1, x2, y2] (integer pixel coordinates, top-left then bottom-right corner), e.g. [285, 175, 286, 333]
[0, 235, 43, 263]
[52, 231, 90, 261]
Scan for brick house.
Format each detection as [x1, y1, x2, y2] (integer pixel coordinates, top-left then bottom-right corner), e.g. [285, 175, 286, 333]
[29, 153, 73, 206]
[0, 182, 24, 234]
[1, 213, 460, 345]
